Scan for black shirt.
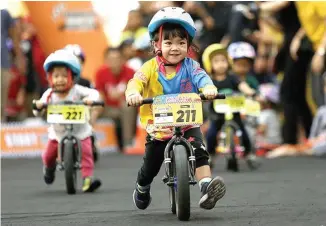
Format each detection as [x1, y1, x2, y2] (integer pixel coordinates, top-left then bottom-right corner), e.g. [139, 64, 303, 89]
[212, 74, 240, 92]
[77, 77, 92, 88]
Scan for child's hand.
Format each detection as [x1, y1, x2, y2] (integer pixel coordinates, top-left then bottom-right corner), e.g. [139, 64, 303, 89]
[203, 88, 218, 100]
[126, 93, 143, 107]
[32, 100, 44, 110]
[83, 98, 93, 106]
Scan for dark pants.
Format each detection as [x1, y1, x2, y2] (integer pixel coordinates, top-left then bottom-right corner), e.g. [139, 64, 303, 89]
[280, 36, 314, 144]
[206, 113, 252, 156]
[137, 127, 209, 186]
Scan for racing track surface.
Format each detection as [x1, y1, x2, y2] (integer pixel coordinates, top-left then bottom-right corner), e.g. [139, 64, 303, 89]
[2, 154, 326, 226]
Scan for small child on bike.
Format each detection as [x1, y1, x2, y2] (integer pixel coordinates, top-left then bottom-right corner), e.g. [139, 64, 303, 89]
[64, 44, 100, 163]
[33, 49, 102, 192]
[126, 7, 226, 211]
[201, 43, 260, 170]
[227, 42, 260, 91]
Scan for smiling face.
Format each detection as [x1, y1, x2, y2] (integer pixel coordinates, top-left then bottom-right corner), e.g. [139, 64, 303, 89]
[153, 23, 190, 64]
[161, 36, 188, 64]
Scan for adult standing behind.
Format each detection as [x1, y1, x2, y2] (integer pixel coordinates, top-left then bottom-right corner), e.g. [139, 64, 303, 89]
[95, 47, 137, 152]
[294, 2, 326, 107]
[1, 9, 25, 122]
[244, 2, 314, 151]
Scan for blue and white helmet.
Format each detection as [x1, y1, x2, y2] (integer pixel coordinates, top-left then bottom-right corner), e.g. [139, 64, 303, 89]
[227, 42, 256, 60]
[43, 49, 81, 79]
[148, 7, 196, 40]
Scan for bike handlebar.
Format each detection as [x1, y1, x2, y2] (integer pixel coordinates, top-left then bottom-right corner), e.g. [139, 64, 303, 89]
[33, 100, 105, 111]
[128, 93, 226, 106]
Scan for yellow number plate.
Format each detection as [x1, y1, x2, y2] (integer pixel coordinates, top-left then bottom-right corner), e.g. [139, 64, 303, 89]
[47, 105, 87, 124]
[213, 95, 246, 113]
[244, 99, 261, 116]
[152, 93, 203, 127]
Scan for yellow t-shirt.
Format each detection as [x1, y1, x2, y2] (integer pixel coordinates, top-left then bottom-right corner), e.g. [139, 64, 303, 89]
[125, 57, 216, 140]
[295, 2, 326, 50]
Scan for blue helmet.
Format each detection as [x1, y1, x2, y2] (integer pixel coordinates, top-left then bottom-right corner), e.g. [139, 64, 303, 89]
[43, 49, 81, 79]
[148, 7, 196, 40]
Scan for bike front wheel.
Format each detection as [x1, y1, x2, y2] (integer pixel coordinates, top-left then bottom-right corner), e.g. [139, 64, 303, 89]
[63, 140, 77, 194]
[173, 145, 190, 221]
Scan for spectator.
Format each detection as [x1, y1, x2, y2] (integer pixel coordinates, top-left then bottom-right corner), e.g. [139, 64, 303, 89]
[256, 83, 282, 152]
[95, 47, 137, 151]
[253, 54, 278, 85]
[21, 16, 47, 117]
[249, 2, 314, 148]
[1, 9, 25, 122]
[126, 32, 152, 71]
[121, 9, 148, 44]
[5, 42, 27, 122]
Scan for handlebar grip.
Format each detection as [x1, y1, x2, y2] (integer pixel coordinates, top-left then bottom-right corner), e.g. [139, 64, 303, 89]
[127, 98, 153, 107]
[91, 101, 105, 107]
[199, 93, 226, 100]
[142, 98, 154, 105]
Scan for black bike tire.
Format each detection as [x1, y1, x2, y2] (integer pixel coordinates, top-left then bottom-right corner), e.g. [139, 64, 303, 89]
[173, 145, 190, 221]
[63, 140, 77, 194]
[169, 162, 176, 214]
[225, 126, 239, 172]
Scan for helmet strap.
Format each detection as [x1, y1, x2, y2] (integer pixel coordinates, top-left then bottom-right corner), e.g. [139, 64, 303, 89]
[155, 25, 178, 67]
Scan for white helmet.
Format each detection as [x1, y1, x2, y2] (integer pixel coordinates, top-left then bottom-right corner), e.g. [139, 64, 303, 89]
[227, 42, 256, 60]
[43, 49, 81, 78]
[148, 7, 196, 40]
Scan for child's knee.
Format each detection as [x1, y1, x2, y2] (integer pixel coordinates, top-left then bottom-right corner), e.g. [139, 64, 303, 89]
[191, 140, 209, 168]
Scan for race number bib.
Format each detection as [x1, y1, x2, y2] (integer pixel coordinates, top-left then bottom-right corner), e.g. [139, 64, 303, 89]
[213, 95, 246, 113]
[152, 93, 203, 127]
[47, 105, 87, 124]
[243, 99, 261, 116]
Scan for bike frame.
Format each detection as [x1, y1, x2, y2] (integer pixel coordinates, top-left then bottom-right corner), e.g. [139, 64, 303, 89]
[162, 127, 197, 187]
[57, 124, 82, 171]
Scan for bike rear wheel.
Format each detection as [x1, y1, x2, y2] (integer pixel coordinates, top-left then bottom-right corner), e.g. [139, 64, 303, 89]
[225, 127, 239, 172]
[63, 140, 77, 194]
[173, 145, 190, 221]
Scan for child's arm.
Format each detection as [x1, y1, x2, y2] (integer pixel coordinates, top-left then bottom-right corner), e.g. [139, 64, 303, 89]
[238, 82, 256, 96]
[76, 85, 103, 126]
[125, 68, 150, 97]
[190, 60, 217, 98]
[32, 88, 52, 116]
[125, 62, 151, 106]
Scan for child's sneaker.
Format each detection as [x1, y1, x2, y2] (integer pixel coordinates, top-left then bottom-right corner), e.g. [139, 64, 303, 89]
[245, 154, 261, 170]
[82, 177, 101, 192]
[43, 166, 56, 185]
[133, 183, 152, 210]
[199, 176, 226, 210]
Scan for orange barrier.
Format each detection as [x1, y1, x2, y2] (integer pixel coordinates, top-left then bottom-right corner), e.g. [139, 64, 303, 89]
[1, 120, 118, 158]
[24, 1, 109, 82]
[124, 118, 146, 155]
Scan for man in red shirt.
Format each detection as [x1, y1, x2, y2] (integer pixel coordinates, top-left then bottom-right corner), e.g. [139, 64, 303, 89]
[95, 47, 137, 151]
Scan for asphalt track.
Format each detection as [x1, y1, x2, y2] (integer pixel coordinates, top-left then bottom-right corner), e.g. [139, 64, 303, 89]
[2, 154, 326, 226]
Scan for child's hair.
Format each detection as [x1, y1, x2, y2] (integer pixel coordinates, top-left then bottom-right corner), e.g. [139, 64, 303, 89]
[150, 23, 199, 55]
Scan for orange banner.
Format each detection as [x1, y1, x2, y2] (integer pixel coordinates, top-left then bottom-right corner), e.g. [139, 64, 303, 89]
[1, 121, 118, 158]
[24, 1, 109, 82]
